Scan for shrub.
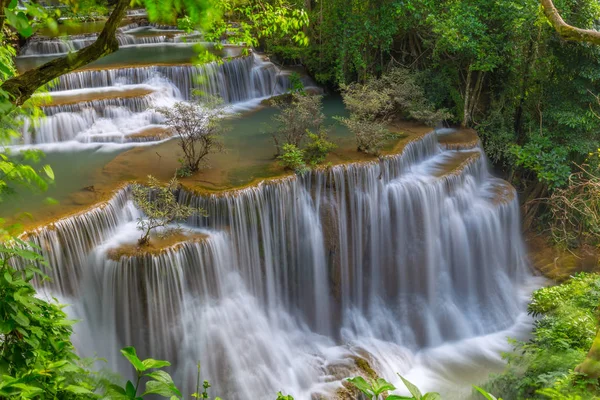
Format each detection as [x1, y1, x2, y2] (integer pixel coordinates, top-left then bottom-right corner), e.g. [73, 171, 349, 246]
[338, 67, 450, 155]
[271, 93, 325, 154]
[278, 143, 307, 173]
[546, 159, 600, 247]
[303, 130, 336, 165]
[339, 117, 394, 155]
[157, 99, 227, 174]
[132, 175, 201, 246]
[483, 273, 600, 399]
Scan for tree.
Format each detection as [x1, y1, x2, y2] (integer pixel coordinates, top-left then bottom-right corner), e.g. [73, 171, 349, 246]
[0, 0, 310, 112]
[338, 67, 448, 154]
[157, 100, 227, 175]
[132, 175, 200, 246]
[540, 0, 600, 45]
[271, 92, 325, 154]
[0, 0, 130, 107]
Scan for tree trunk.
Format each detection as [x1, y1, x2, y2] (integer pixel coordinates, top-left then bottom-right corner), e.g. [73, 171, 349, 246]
[1, 0, 130, 106]
[514, 40, 536, 144]
[540, 0, 600, 45]
[462, 67, 472, 127]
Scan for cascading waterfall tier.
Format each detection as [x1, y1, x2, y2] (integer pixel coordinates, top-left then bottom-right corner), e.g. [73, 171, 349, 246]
[17, 54, 287, 145]
[49, 54, 282, 100]
[19, 131, 533, 399]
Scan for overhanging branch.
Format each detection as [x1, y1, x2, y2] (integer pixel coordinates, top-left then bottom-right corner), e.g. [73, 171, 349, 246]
[540, 0, 600, 45]
[1, 0, 130, 106]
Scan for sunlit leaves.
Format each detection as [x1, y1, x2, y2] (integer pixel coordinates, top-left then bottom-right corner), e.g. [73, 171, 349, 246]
[117, 347, 182, 399]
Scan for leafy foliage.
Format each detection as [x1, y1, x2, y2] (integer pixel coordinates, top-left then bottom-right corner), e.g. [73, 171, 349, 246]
[270, 93, 325, 154]
[303, 131, 336, 166]
[0, 239, 98, 399]
[347, 374, 441, 400]
[278, 143, 307, 173]
[105, 346, 182, 399]
[483, 273, 600, 399]
[202, 0, 309, 50]
[338, 67, 446, 155]
[132, 175, 201, 246]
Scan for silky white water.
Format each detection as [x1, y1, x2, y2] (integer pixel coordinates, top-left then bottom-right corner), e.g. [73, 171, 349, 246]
[16, 53, 292, 145]
[19, 131, 538, 399]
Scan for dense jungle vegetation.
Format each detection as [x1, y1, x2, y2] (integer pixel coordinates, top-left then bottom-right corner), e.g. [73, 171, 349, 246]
[2, 0, 600, 399]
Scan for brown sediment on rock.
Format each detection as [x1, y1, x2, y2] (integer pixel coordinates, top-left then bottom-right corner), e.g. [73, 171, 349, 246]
[526, 232, 600, 282]
[18, 183, 130, 236]
[128, 126, 172, 140]
[19, 123, 467, 233]
[437, 128, 480, 150]
[34, 86, 156, 107]
[106, 231, 208, 261]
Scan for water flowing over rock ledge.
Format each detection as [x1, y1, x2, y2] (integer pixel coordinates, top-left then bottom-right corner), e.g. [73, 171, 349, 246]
[14, 129, 533, 399]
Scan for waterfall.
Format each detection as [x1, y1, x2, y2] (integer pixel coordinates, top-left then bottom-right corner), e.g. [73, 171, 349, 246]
[17, 54, 286, 145]
[19, 131, 533, 399]
[49, 54, 280, 101]
[20, 34, 201, 56]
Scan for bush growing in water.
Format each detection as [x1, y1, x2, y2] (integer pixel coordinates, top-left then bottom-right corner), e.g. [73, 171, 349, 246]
[157, 99, 228, 175]
[304, 130, 337, 166]
[483, 273, 600, 399]
[278, 143, 307, 173]
[271, 92, 326, 154]
[270, 92, 336, 168]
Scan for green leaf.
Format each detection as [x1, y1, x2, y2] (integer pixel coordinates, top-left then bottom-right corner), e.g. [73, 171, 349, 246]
[8, 0, 17, 8]
[42, 165, 54, 180]
[387, 396, 414, 400]
[108, 383, 126, 395]
[346, 376, 373, 396]
[141, 380, 180, 398]
[145, 370, 181, 396]
[12, 311, 30, 327]
[0, 62, 12, 76]
[422, 393, 441, 400]
[126, 380, 136, 398]
[398, 375, 422, 400]
[120, 347, 146, 372]
[64, 385, 94, 395]
[372, 377, 396, 395]
[473, 386, 498, 400]
[142, 358, 171, 370]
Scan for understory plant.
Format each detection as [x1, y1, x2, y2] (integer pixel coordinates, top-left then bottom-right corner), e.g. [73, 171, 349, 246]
[482, 273, 600, 399]
[348, 374, 441, 400]
[132, 175, 202, 246]
[546, 158, 600, 247]
[0, 239, 99, 398]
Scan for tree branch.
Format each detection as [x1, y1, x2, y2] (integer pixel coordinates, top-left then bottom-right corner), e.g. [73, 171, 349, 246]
[0, 0, 8, 33]
[1, 0, 130, 106]
[540, 0, 600, 45]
